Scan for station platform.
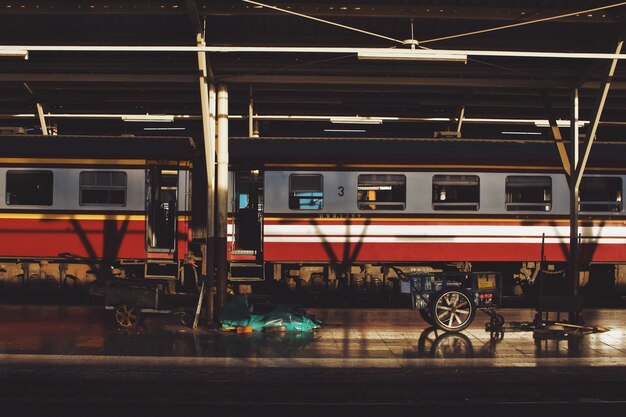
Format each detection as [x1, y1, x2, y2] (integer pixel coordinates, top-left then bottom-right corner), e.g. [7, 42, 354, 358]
[0, 304, 625, 415]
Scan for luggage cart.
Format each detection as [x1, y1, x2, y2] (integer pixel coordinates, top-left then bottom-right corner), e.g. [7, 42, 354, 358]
[103, 278, 198, 329]
[400, 271, 503, 332]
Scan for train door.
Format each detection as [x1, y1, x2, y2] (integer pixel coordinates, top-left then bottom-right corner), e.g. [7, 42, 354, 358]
[232, 170, 263, 259]
[146, 167, 179, 257]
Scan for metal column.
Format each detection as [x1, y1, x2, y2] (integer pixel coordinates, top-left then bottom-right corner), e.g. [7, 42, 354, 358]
[248, 86, 254, 138]
[542, 91, 571, 176]
[568, 41, 622, 323]
[196, 32, 216, 325]
[216, 84, 229, 314]
[36, 103, 48, 135]
[576, 40, 623, 190]
[569, 88, 580, 322]
[248, 86, 260, 137]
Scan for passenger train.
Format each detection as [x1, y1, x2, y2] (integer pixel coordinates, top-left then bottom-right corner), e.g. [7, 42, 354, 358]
[0, 134, 624, 302]
[0, 135, 195, 295]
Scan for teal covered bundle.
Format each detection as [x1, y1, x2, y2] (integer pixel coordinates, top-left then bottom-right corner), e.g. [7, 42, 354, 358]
[219, 295, 322, 332]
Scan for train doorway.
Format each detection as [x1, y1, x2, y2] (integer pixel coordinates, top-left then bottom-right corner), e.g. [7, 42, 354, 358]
[146, 167, 179, 255]
[232, 170, 263, 258]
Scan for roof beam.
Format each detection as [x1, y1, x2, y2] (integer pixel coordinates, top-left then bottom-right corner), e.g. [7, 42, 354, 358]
[542, 91, 571, 176]
[1, 73, 624, 91]
[185, 0, 203, 35]
[219, 74, 603, 90]
[3, 45, 626, 61]
[0, 1, 617, 23]
[576, 40, 623, 190]
[0, 74, 195, 83]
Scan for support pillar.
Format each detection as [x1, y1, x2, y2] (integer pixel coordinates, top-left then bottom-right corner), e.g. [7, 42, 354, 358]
[196, 32, 216, 325]
[568, 41, 621, 323]
[216, 84, 229, 315]
[248, 86, 260, 137]
[36, 103, 48, 135]
[248, 85, 255, 138]
[542, 91, 571, 176]
[455, 105, 465, 134]
[575, 40, 623, 190]
[569, 88, 580, 323]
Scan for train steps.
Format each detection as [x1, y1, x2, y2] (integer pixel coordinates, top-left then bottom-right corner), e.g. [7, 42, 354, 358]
[229, 262, 264, 282]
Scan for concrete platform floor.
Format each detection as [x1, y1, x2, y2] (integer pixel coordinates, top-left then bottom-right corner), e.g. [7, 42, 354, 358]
[0, 304, 625, 416]
[0, 304, 624, 362]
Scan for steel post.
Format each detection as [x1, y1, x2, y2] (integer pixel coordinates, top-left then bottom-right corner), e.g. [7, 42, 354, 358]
[216, 84, 229, 315]
[36, 103, 48, 135]
[569, 88, 580, 323]
[196, 33, 215, 325]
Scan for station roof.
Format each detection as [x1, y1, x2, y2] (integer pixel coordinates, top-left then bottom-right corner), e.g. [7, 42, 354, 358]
[0, 135, 196, 160]
[0, 1, 625, 142]
[229, 137, 625, 168]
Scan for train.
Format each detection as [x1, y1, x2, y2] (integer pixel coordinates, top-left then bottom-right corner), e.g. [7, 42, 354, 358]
[0, 135, 196, 298]
[0, 134, 625, 303]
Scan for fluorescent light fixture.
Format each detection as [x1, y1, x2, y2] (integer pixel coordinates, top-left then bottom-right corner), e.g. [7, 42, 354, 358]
[0, 48, 28, 60]
[330, 116, 383, 125]
[324, 129, 367, 133]
[143, 127, 186, 131]
[501, 131, 542, 135]
[534, 119, 588, 128]
[122, 114, 174, 122]
[358, 49, 467, 63]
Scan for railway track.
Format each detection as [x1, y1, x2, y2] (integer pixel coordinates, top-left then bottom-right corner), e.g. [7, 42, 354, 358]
[2, 375, 626, 417]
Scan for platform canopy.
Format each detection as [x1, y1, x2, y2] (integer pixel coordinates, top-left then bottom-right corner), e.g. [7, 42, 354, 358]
[0, 0, 625, 140]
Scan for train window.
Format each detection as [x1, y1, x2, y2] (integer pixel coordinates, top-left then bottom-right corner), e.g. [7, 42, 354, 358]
[79, 171, 127, 206]
[289, 174, 323, 210]
[432, 175, 479, 211]
[6, 170, 53, 206]
[580, 177, 622, 212]
[505, 176, 552, 211]
[357, 174, 406, 210]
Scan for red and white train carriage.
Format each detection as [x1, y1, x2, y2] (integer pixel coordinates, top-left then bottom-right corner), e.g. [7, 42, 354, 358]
[0, 134, 624, 303]
[0, 135, 195, 293]
[228, 137, 626, 298]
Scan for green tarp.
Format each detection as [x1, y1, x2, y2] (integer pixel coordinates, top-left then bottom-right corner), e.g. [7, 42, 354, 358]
[219, 295, 322, 332]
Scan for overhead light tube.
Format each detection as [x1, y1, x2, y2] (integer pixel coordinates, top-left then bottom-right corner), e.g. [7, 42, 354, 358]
[0, 48, 28, 60]
[122, 114, 175, 122]
[330, 116, 383, 124]
[358, 49, 467, 63]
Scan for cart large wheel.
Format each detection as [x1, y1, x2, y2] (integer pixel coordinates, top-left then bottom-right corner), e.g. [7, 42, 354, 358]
[431, 332, 474, 358]
[114, 305, 141, 329]
[419, 309, 435, 325]
[178, 311, 193, 327]
[430, 289, 475, 332]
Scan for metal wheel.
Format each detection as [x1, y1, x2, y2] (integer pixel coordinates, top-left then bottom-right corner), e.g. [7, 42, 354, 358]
[430, 289, 475, 332]
[178, 311, 195, 327]
[419, 308, 435, 325]
[114, 305, 140, 329]
[431, 332, 474, 358]
[417, 327, 443, 357]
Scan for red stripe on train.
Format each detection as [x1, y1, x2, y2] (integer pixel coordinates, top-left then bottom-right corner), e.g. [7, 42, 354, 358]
[262, 218, 622, 227]
[0, 218, 189, 260]
[263, 242, 626, 262]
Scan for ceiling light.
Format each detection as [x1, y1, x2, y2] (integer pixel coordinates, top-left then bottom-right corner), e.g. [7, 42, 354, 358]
[0, 48, 28, 60]
[330, 116, 383, 125]
[324, 129, 367, 133]
[501, 131, 542, 135]
[122, 114, 174, 122]
[358, 49, 467, 63]
[534, 119, 588, 128]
